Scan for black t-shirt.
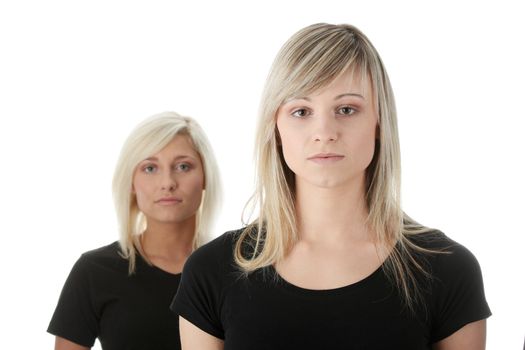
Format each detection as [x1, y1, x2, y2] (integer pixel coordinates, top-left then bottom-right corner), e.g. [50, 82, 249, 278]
[48, 242, 181, 350]
[171, 229, 491, 349]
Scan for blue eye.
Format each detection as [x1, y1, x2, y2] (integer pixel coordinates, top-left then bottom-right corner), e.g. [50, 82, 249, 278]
[338, 106, 356, 115]
[175, 163, 191, 172]
[143, 165, 157, 174]
[291, 108, 310, 118]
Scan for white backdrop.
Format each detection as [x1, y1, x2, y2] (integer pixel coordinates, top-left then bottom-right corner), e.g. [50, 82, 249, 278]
[0, 1, 523, 349]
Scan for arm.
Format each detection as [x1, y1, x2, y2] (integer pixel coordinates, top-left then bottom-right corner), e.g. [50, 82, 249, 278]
[55, 336, 90, 350]
[179, 316, 224, 350]
[48, 256, 98, 349]
[432, 319, 486, 350]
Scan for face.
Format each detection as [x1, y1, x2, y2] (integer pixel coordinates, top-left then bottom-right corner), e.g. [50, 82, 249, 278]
[132, 134, 204, 226]
[276, 70, 378, 191]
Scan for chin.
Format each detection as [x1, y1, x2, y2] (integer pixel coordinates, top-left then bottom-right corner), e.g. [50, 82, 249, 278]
[306, 177, 348, 189]
[148, 213, 187, 225]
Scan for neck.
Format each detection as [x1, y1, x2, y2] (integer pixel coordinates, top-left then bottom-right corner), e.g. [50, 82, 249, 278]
[140, 217, 195, 260]
[294, 176, 371, 244]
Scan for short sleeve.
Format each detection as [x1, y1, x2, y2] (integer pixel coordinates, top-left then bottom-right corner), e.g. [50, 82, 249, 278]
[430, 243, 491, 342]
[47, 256, 98, 347]
[170, 235, 230, 340]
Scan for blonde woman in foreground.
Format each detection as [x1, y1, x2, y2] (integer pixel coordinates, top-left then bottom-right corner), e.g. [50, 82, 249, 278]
[48, 112, 221, 350]
[171, 23, 491, 349]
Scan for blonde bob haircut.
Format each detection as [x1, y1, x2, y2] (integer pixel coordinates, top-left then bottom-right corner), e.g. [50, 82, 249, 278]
[113, 111, 221, 274]
[236, 23, 434, 309]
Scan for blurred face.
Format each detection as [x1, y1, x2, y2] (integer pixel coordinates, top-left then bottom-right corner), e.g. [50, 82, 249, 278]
[276, 70, 378, 191]
[132, 134, 204, 226]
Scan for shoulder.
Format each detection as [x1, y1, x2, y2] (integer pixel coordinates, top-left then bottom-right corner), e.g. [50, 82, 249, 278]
[48, 243, 123, 346]
[81, 241, 121, 258]
[171, 230, 243, 339]
[407, 229, 454, 250]
[73, 241, 127, 274]
[185, 229, 240, 272]
[174, 229, 242, 314]
[410, 231, 491, 341]
[180, 228, 245, 292]
[408, 230, 482, 279]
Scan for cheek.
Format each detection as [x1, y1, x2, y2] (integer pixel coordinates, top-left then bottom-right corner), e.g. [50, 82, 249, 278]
[277, 122, 301, 168]
[354, 128, 377, 167]
[133, 184, 148, 209]
[185, 172, 205, 198]
[187, 184, 204, 211]
[132, 188, 147, 213]
[190, 180, 204, 195]
[279, 138, 300, 174]
[132, 176, 154, 204]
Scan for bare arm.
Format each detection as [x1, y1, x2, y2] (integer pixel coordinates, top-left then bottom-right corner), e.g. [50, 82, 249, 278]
[179, 316, 224, 350]
[55, 336, 90, 350]
[432, 319, 486, 350]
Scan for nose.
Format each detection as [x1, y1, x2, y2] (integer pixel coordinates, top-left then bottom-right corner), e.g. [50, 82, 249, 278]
[313, 114, 338, 143]
[160, 172, 177, 192]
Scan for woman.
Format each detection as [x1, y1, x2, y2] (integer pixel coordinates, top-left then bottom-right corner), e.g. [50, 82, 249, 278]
[48, 111, 221, 350]
[171, 24, 491, 349]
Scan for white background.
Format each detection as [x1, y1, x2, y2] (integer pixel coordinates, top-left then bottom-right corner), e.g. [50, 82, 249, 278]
[0, 1, 523, 349]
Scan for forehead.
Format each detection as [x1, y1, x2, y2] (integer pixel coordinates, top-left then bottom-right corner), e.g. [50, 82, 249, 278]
[319, 70, 371, 97]
[286, 69, 372, 102]
[154, 133, 199, 157]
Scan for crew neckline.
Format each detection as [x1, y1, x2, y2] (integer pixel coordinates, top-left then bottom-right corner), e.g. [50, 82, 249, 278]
[268, 263, 385, 297]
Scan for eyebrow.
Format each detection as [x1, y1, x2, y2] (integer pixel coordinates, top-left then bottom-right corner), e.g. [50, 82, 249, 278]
[141, 155, 195, 162]
[335, 93, 365, 100]
[284, 93, 365, 103]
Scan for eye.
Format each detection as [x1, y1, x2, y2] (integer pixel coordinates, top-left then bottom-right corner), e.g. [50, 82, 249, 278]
[337, 106, 357, 116]
[142, 164, 157, 174]
[291, 108, 310, 118]
[175, 163, 192, 172]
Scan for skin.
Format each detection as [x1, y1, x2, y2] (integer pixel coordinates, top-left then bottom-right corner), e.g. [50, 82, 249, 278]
[274, 71, 381, 290]
[180, 70, 487, 349]
[432, 320, 487, 350]
[133, 134, 204, 235]
[56, 134, 205, 350]
[180, 317, 224, 350]
[132, 134, 204, 274]
[54, 338, 89, 350]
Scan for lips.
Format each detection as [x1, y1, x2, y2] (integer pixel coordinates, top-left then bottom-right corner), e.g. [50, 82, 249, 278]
[307, 153, 345, 164]
[155, 197, 182, 205]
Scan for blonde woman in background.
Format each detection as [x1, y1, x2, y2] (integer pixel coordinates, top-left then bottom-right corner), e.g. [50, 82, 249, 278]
[171, 24, 491, 349]
[48, 112, 221, 350]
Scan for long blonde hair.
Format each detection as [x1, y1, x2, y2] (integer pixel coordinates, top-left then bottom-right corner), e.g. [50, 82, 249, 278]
[113, 111, 221, 274]
[235, 23, 435, 309]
